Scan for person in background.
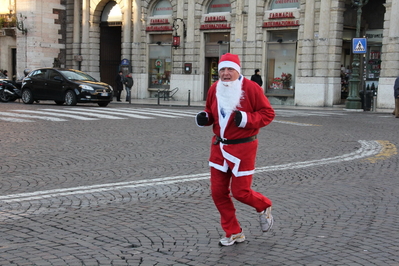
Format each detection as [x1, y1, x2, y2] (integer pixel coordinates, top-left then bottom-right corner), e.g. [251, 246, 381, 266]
[115, 71, 124, 102]
[196, 53, 275, 246]
[250, 69, 263, 87]
[124, 73, 134, 102]
[393, 76, 399, 118]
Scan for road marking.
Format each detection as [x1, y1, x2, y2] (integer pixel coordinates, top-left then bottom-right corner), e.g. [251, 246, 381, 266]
[0, 112, 68, 121]
[142, 108, 197, 117]
[273, 120, 321, 126]
[12, 110, 98, 120]
[0, 140, 390, 203]
[114, 108, 180, 118]
[41, 108, 127, 120]
[0, 117, 34, 122]
[364, 140, 397, 163]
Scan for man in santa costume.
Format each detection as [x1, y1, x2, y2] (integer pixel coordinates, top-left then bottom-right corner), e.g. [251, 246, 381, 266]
[196, 53, 275, 246]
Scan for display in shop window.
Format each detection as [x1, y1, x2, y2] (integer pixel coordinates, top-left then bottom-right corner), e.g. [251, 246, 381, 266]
[270, 72, 292, 89]
[366, 50, 381, 79]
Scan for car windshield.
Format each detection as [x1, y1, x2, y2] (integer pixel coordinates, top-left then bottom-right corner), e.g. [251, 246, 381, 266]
[59, 70, 97, 81]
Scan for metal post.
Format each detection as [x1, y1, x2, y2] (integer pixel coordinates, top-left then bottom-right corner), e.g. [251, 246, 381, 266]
[157, 89, 160, 105]
[188, 90, 191, 106]
[372, 94, 377, 112]
[345, 0, 369, 109]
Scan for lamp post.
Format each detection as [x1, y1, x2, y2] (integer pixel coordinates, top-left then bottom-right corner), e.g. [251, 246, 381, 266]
[345, 0, 369, 109]
[172, 18, 186, 49]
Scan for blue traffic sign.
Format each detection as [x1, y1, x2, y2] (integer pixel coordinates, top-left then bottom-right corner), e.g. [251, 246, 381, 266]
[352, 38, 367, 54]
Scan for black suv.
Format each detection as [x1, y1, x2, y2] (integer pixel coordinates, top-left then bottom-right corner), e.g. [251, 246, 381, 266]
[21, 68, 114, 107]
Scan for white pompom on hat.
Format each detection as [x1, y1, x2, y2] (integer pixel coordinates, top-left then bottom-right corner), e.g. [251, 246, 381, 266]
[218, 53, 241, 73]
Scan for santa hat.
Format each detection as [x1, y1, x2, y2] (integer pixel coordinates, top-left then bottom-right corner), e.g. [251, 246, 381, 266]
[218, 53, 241, 73]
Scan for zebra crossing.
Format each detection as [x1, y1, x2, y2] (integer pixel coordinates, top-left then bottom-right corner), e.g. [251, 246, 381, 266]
[275, 109, 347, 117]
[0, 107, 346, 123]
[0, 107, 199, 123]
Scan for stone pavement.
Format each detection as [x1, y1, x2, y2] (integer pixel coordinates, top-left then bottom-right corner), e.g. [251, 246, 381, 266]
[0, 100, 398, 265]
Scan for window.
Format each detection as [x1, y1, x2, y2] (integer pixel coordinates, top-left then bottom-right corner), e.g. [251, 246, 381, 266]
[207, 0, 231, 13]
[148, 45, 172, 89]
[30, 69, 48, 79]
[152, 0, 173, 16]
[266, 31, 297, 93]
[270, 0, 300, 9]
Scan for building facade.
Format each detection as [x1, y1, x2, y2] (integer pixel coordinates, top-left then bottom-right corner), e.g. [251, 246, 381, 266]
[1, 0, 396, 109]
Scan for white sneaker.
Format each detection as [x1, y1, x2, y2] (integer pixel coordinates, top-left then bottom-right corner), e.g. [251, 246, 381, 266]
[219, 231, 246, 246]
[259, 207, 273, 232]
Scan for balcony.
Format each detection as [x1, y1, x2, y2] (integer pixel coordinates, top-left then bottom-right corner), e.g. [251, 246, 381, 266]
[0, 14, 17, 36]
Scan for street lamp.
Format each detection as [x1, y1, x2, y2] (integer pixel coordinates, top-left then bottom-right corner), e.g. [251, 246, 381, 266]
[16, 13, 27, 34]
[345, 0, 369, 109]
[172, 18, 186, 49]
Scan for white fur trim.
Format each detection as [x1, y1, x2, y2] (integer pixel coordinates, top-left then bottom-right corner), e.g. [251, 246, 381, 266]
[218, 61, 241, 73]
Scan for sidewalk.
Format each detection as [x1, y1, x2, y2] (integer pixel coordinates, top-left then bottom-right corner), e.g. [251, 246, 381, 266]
[116, 98, 393, 113]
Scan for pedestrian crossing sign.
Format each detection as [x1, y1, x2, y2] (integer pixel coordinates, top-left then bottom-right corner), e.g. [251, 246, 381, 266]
[352, 38, 367, 54]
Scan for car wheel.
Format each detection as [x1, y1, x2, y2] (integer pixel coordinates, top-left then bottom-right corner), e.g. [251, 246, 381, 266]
[65, 90, 77, 106]
[98, 102, 109, 107]
[0, 89, 11, 102]
[55, 101, 65, 105]
[21, 89, 34, 104]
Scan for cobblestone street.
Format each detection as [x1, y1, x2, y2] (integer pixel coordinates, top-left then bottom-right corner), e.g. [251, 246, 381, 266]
[0, 101, 398, 266]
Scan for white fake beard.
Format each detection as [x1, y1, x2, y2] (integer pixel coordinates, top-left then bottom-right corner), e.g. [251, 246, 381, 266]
[216, 78, 243, 114]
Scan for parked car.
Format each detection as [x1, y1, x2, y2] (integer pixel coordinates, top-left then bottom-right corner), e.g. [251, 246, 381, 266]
[21, 68, 113, 107]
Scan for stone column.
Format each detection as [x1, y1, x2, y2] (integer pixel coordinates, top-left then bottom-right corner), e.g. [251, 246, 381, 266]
[80, 0, 90, 71]
[72, 0, 81, 70]
[298, 0, 315, 78]
[377, 1, 399, 109]
[122, 0, 132, 61]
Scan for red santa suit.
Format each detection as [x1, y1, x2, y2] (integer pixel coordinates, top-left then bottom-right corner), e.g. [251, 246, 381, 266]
[204, 77, 275, 177]
[198, 54, 275, 237]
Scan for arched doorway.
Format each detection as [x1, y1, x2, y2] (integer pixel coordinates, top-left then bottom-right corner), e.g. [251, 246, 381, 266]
[100, 1, 122, 89]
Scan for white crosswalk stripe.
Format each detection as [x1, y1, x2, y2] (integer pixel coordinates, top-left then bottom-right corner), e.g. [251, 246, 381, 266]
[0, 107, 348, 123]
[275, 110, 347, 117]
[0, 111, 68, 121]
[0, 117, 34, 122]
[12, 110, 98, 120]
[104, 108, 180, 118]
[41, 108, 127, 120]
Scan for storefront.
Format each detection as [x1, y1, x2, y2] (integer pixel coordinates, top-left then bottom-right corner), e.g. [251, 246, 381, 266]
[201, 0, 231, 100]
[146, 0, 173, 97]
[364, 29, 382, 91]
[263, 1, 300, 105]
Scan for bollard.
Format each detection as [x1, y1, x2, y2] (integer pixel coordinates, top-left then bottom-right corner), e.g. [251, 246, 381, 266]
[157, 89, 160, 105]
[188, 90, 191, 106]
[372, 95, 377, 112]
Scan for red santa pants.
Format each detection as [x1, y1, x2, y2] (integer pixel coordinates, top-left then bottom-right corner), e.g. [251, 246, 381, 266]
[210, 167, 272, 237]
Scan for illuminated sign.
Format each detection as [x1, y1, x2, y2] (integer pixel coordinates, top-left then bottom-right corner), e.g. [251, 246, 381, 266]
[269, 12, 295, 19]
[205, 16, 227, 22]
[146, 25, 173, 31]
[262, 20, 299, 28]
[150, 18, 169, 24]
[200, 23, 231, 30]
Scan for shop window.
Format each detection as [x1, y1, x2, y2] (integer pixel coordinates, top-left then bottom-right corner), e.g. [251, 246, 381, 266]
[152, 0, 173, 16]
[266, 31, 297, 95]
[207, 0, 231, 13]
[148, 45, 172, 89]
[270, 0, 299, 9]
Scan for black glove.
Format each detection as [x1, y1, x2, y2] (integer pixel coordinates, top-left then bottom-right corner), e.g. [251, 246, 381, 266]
[234, 111, 242, 127]
[196, 112, 208, 126]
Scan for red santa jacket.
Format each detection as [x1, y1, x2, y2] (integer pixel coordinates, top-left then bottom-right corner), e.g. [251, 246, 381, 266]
[201, 77, 275, 177]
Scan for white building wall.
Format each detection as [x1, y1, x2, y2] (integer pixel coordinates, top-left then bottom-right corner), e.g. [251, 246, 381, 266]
[3, 0, 397, 109]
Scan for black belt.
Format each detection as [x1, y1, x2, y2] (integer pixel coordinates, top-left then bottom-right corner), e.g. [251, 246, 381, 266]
[213, 135, 257, 145]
